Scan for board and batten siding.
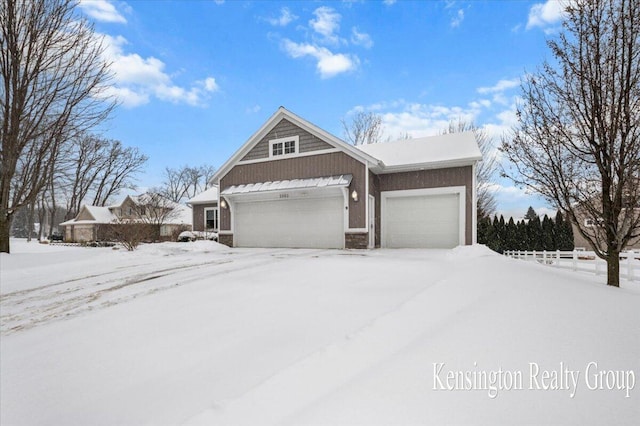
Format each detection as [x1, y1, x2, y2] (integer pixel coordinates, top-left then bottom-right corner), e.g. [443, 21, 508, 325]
[191, 202, 217, 232]
[240, 119, 334, 161]
[220, 151, 366, 231]
[377, 166, 474, 245]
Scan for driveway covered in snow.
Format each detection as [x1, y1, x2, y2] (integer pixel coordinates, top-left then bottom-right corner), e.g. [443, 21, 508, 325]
[1, 240, 639, 425]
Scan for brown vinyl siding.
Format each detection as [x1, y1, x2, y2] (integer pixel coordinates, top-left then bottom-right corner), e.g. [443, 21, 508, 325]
[378, 166, 474, 245]
[241, 119, 334, 161]
[220, 151, 366, 230]
[191, 202, 217, 232]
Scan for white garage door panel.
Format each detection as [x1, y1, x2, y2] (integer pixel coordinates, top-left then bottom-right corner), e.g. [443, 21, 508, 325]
[384, 193, 460, 248]
[234, 196, 344, 248]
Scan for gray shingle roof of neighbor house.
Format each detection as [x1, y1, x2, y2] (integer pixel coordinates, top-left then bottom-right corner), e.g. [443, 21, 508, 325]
[221, 174, 353, 196]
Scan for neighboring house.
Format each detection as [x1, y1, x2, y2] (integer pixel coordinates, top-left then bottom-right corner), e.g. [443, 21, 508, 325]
[211, 107, 482, 249]
[60, 194, 192, 243]
[572, 215, 640, 251]
[59, 205, 116, 243]
[186, 186, 219, 233]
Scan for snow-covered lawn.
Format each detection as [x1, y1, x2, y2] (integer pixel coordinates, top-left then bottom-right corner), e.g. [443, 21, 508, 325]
[1, 239, 638, 425]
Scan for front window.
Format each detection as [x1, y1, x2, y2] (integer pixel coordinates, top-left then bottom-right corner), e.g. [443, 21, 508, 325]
[205, 208, 218, 230]
[269, 136, 299, 158]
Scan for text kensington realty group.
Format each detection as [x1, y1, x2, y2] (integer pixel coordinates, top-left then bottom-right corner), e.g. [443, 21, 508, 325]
[432, 362, 636, 399]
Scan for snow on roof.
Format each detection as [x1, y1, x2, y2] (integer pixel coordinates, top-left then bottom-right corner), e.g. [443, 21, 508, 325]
[356, 132, 482, 171]
[187, 186, 219, 205]
[221, 174, 353, 196]
[164, 203, 192, 225]
[84, 206, 118, 223]
[59, 206, 116, 226]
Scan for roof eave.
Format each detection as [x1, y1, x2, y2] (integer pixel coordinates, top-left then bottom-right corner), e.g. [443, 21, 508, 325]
[374, 157, 481, 174]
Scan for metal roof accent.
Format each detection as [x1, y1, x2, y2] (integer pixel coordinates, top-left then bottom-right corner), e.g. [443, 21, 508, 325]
[221, 174, 352, 196]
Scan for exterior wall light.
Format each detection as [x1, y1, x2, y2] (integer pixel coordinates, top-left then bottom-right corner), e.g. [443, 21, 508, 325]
[351, 190, 358, 202]
[220, 199, 227, 209]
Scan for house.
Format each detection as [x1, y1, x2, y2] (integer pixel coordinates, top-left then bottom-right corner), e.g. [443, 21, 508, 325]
[210, 107, 482, 249]
[572, 215, 640, 251]
[186, 186, 219, 235]
[60, 194, 192, 243]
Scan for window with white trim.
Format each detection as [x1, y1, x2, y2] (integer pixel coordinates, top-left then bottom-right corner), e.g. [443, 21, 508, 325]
[205, 207, 219, 230]
[269, 136, 299, 158]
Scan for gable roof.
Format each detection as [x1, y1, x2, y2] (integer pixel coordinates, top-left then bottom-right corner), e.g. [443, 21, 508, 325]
[187, 186, 219, 205]
[357, 132, 482, 173]
[59, 205, 117, 226]
[212, 107, 381, 183]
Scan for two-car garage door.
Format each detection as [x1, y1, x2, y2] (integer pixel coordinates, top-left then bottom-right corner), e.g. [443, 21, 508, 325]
[234, 195, 344, 249]
[382, 189, 463, 249]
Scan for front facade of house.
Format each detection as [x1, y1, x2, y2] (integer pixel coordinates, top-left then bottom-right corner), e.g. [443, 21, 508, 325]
[211, 107, 481, 249]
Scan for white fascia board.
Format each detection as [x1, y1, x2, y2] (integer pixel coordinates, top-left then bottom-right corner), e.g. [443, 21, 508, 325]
[373, 158, 481, 174]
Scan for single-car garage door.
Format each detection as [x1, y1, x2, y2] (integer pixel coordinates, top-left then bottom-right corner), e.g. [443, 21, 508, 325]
[382, 191, 462, 248]
[234, 195, 344, 248]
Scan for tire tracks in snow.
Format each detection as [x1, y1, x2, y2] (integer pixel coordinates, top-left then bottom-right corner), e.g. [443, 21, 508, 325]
[1, 248, 330, 336]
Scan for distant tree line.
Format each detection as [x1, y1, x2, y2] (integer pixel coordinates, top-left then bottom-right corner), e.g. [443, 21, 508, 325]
[478, 207, 574, 254]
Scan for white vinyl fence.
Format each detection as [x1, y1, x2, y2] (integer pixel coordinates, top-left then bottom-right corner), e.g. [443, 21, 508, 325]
[504, 250, 640, 282]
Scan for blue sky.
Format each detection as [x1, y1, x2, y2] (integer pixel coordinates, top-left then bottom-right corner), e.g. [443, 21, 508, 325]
[78, 0, 568, 219]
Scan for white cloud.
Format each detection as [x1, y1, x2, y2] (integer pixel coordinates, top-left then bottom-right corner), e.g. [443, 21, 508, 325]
[266, 7, 297, 27]
[477, 78, 520, 94]
[450, 9, 464, 28]
[348, 100, 484, 140]
[282, 39, 359, 78]
[78, 0, 127, 23]
[383, 0, 397, 5]
[351, 27, 373, 49]
[100, 34, 219, 108]
[310, 6, 341, 44]
[526, 0, 566, 30]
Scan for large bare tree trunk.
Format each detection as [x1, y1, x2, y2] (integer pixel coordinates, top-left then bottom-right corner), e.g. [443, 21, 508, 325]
[606, 253, 620, 287]
[0, 213, 11, 253]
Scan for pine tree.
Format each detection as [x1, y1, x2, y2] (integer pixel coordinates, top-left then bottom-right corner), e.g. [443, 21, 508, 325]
[527, 215, 544, 251]
[477, 216, 490, 245]
[541, 215, 555, 250]
[517, 220, 528, 250]
[524, 206, 538, 221]
[504, 217, 518, 251]
[486, 215, 501, 253]
[554, 211, 575, 251]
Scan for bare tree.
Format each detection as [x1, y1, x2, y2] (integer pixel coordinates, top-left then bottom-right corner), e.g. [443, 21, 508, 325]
[132, 191, 182, 228]
[161, 165, 216, 203]
[90, 141, 147, 207]
[341, 111, 384, 145]
[63, 133, 109, 220]
[501, 0, 640, 287]
[0, 0, 115, 253]
[442, 119, 498, 219]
